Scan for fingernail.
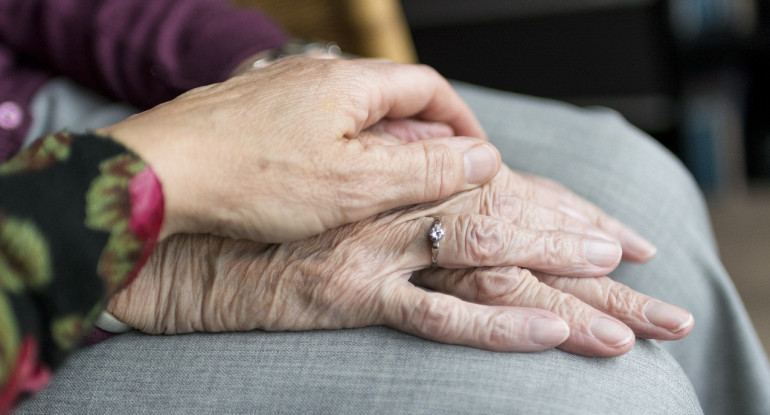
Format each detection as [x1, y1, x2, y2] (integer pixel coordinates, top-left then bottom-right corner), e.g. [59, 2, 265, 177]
[591, 317, 634, 347]
[529, 318, 570, 346]
[621, 229, 657, 259]
[583, 239, 621, 267]
[463, 144, 499, 184]
[644, 301, 693, 333]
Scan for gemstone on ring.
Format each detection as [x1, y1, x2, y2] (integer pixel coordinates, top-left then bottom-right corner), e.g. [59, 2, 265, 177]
[429, 220, 445, 244]
[428, 217, 444, 268]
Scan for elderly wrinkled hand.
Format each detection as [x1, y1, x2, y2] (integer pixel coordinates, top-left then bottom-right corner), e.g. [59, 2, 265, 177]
[109, 162, 692, 358]
[364, 119, 658, 264]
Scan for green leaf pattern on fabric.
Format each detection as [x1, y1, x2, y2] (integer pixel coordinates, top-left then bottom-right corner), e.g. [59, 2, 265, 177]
[0, 291, 21, 387]
[1, 132, 164, 410]
[0, 214, 52, 294]
[85, 154, 147, 293]
[0, 133, 73, 175]
[50, 314, 85, 351]
[86, 300, 105, 327]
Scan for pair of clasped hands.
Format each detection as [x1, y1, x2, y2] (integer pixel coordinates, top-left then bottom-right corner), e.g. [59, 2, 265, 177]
[100, 57, 693, 357]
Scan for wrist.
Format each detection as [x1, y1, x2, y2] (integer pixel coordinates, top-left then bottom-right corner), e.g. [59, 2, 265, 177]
[94, 125, 181, 240]
[230, 40, 342, 76]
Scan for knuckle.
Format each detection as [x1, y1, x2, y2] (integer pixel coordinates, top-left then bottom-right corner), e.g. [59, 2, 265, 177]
[523, 204, 552, 231]
[555, 211, 578, 231]
[463, 216, 505, 263]
[532, 273, 597, 323]
[552, 297, 592, 329]
[516, 178, 538, 204]
[422, 144, 460, 200]
[474, 270, 510, 301]
[533, 272, 588, 317]
[547, 290, 575, 316]
[487, 193, 526, 225]
[536, 281, 584, 318]
[485, 312, 521, 347]
[436, 269, 478, 299]
[540, 233, 577, 267]
[473, 267, 536, 304]
[410, 294, 455, 338]
[601, 284, 641, 316]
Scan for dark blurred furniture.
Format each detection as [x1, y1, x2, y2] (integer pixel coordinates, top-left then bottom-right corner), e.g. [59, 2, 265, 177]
[402, 0, 770, 193]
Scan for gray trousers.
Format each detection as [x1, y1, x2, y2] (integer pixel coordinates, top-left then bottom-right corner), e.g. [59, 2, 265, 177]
[16, 79, 770, 414]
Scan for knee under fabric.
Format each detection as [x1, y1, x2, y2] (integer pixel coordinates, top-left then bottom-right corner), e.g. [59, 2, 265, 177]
[15, 77, 769, 415]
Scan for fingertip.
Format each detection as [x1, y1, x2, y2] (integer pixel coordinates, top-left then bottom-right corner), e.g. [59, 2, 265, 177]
[643, 301, 694, 334]
[463, 143, 500, 185]
[366, 61, 486, 141]
[621, 229, 657, 262]
[558, 318, 636, 357]
[590, 317, 635, 348]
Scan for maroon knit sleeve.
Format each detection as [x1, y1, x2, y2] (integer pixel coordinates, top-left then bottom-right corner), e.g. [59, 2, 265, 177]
[0, 46, 50, 162]
[0, 0, 290, 109]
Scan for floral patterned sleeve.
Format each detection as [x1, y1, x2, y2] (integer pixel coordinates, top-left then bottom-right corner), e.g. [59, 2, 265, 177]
[0, 132, 164, 414]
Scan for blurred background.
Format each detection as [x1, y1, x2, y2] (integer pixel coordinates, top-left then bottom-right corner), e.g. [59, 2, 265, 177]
[237, 0, 769, 356]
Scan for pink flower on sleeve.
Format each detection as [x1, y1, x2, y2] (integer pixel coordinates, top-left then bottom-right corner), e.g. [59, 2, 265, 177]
[127, 166, 164, 283]
[0, 338, 52, 415]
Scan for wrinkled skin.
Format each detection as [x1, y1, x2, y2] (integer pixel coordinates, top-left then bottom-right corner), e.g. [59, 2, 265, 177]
[109, 164, 693, 358]
[105, 58, 690, 358]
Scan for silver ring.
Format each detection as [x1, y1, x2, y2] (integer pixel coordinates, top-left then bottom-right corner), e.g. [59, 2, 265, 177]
[428, 217, 445, 268]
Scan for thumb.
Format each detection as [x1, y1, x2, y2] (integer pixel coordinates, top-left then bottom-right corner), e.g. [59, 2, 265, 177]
[377, 137, 501, 204]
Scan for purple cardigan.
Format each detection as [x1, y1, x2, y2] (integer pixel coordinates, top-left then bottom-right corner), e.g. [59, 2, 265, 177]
[0, 0, 289, 161]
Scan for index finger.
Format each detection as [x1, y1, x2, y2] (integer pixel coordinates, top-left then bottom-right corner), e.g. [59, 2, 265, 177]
[380, 283, 569, 352]
[354, 60, 486, 139]
[510, 172, 657, 262]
